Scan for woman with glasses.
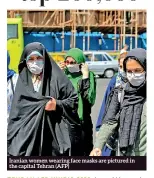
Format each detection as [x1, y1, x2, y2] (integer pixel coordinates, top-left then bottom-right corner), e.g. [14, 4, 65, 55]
[58, 48, 96, 156]
[90, 48, 146, 156]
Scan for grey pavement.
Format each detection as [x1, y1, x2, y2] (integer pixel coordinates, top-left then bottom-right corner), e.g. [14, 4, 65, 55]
[91, 78, 110, 143]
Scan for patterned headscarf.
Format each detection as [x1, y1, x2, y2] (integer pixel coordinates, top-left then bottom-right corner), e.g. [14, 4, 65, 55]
[115, 49, 128, 87]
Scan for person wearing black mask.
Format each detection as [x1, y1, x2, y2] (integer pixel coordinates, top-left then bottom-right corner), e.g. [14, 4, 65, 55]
[90, 48, 146, 156]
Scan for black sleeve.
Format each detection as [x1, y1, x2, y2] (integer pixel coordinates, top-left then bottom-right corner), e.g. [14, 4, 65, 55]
[78, 78, 90, 99]
[102, 88, 120, 124]
[56, 77, 80, 125]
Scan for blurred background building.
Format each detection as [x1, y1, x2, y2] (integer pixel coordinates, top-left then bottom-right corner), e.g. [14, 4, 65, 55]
[7, 10, 147, 52]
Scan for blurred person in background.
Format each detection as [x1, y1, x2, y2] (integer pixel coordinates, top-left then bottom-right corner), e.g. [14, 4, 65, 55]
[90, 48, 146, 156]
[95, 45, 128, 156]
[58, 48, 96, 156]
[7, 51, 18, 122]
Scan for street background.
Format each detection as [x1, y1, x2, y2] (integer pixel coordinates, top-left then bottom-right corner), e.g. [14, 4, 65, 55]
[7, 9, 146, 147]
[91, 78, 110, 143]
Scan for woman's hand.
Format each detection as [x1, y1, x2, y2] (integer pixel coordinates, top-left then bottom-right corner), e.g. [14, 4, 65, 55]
[95, 131, 99, 138]
[89, 148, 101, 156]
[58, 62, 66, 70]
[81, 63, 89, 79]
[45, 98, 56, 111]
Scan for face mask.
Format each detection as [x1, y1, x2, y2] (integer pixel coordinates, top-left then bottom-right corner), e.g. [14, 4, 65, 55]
[67, 64, 80, 73]
[127, 72, 146, 87]
[27, 60, 44, 75]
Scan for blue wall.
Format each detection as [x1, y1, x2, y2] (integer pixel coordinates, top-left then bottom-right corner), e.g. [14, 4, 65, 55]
[24, 32, 147, 52]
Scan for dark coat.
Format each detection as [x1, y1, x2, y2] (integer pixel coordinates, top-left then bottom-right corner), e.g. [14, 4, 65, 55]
[7, 42, 82, 156]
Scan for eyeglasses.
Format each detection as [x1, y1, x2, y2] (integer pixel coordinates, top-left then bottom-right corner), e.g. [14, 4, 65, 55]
[126, 69, 145, 77]
[64, 60, 77, 65]
[126, 69, 144, 74]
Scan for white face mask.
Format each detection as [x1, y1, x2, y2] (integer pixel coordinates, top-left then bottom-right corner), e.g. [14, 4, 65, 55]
[27, 60, 44, 75]
[67, 64, 80, 73]
[127, 72, 146, 87]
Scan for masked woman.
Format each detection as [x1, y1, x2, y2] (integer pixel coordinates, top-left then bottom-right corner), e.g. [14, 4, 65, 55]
[7, 42, 82, 156]
[90, 48, 146, 156]
[59, 48, 96, 156]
